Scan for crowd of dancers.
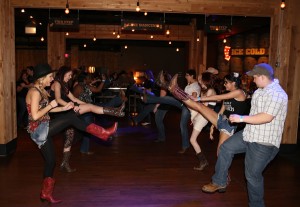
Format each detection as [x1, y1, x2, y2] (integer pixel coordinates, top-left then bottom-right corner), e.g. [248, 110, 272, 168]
[24, 62, 287, 207]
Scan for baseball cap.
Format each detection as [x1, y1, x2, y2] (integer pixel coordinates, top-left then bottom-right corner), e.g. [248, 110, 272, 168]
[246, 63, 274, 78]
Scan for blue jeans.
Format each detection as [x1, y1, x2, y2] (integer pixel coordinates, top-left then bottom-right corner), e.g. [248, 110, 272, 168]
[145, 95, 190, 149]
[145, 95, 182, 109]
[212, 130, 279, 207]
[180, 106, 190, 149]
[133, 103, 155, 123]
[155, 109, 168, 141]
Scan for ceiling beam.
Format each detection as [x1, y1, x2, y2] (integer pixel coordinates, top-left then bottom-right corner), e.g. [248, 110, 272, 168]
[11, 0, 276, 17]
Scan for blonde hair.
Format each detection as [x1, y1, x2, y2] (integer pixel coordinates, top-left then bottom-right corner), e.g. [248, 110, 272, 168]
[35, 77, 50, 99]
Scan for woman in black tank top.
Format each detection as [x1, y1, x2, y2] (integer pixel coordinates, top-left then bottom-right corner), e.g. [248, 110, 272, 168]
[167, 72, 250, 155]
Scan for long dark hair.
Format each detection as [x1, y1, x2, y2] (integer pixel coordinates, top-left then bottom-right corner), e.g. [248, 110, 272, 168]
[200, 72, 217, 95]
[224, 72, 242, 89]
[55, 66, 73, 94]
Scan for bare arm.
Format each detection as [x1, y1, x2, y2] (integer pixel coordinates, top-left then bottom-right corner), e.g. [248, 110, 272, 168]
[229, 113, 274, 125]
[201, 89, 244, 102]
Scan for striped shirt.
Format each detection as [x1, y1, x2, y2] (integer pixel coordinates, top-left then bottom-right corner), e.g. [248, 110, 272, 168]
[243, 79, 288, 148]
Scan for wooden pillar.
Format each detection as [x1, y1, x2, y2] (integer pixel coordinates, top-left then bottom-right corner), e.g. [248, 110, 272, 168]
[269, 0, 300, 145]
[0, 0, 17, 156]
[71, 45, 79, 69]
[47, 28, 66, 69]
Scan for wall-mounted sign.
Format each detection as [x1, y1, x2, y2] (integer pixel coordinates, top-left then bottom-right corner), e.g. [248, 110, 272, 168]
[121, 19, 165, 34]
[231, 48, 268, 56]
[224, 46, 231, 61]
[205, 24, 231, 33]
[49, 18, 79, 31]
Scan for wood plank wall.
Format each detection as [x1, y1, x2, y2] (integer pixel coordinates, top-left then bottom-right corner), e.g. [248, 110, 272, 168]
[0, 0, 17, 145]
[2, 0, 299, 146]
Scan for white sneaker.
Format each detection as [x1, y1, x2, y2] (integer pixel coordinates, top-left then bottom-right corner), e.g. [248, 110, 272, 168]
[141, 122, 151, 126]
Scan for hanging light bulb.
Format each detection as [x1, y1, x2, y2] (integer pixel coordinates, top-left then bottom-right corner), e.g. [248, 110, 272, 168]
[136, 1, 140, 12]
[169, 41, 172, 45]
[196, 37, 200, 42]
[280, 0, 286, 10]
[65, 32, 69, 36]
[176, 48, 179, 52]
[132, 29, 135, 32]
[83, 43, 87, 48]
[144, 11, 147, 16]
[223, 38, 227, 43]
[93, 36, 96, 41]
[40, 37, 44, 42]
[117, 30, 120, 38]
[21, 9, 25, 13]
[150, 35, 154, 39]
[65, 0, 70, 14]
[124, 45, 128, 49]
[166, 29, 170, 35]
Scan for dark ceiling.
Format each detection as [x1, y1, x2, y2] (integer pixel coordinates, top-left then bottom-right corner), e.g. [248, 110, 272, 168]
[15, 8, 270, 51]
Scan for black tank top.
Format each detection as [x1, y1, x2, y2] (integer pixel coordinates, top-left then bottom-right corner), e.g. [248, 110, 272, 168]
[223, 98, 249, 118]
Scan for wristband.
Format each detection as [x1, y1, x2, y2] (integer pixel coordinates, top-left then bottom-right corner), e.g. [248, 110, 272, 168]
[197, 97, 201, 101]
[239, 115, 244, 122]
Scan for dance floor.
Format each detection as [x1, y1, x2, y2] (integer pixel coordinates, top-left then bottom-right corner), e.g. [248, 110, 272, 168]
[1, 111, 300, 207]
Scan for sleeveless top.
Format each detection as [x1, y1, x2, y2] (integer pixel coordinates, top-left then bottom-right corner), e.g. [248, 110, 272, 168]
[223, 98, 249, 118]
[49, 81, 71, 102]
[27, 87, 50, 134]
[78, 83, 93, 103]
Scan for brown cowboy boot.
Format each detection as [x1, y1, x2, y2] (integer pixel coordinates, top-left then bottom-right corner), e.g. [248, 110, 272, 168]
[60, 151, 76, 173]
[40, 177, 62, 203]
[202, 182, 226, 193]
[103, 102, 125, 117]
[194, 152, 209, 171]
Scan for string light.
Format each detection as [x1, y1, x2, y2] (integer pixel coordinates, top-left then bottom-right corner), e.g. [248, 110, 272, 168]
[136, 1, 140, 12]
[280, 0, 286, 10]
[65, 0, 70, 14]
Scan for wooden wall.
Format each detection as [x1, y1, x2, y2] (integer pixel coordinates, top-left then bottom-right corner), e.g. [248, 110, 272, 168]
[1, 0, 299, 148]
[15, 49, 47, 77]
[0, 0, 17, 146]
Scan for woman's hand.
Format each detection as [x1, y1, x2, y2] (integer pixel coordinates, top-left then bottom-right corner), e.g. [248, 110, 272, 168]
[209, 125, 214, 140]
[49, 100, 58, 108]
[63, 102, 74, 111]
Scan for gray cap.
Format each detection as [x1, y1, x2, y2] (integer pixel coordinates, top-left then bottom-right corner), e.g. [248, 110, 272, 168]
[246, 63, 274, 78]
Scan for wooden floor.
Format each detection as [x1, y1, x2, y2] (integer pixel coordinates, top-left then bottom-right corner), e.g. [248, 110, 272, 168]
[1, 112, 300, 207]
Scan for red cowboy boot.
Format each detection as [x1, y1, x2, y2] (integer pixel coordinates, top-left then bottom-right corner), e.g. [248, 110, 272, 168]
[40, 177, 62, 204]
[86, 122, 118, 141]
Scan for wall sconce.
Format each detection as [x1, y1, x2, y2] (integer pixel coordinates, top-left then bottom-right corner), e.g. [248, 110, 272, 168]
[25, 21, 36, 34]
[88, 66, 95, 73]
[280, 0, 286, 10]
[65, 0, 70, 14]
[136, 1, 140, 12]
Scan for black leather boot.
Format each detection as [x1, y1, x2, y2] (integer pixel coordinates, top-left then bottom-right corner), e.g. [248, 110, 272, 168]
[194, 152, 209, 171]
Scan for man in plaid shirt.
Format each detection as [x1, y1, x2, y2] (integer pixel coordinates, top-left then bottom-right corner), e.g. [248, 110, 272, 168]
[202, 63, 288, 207]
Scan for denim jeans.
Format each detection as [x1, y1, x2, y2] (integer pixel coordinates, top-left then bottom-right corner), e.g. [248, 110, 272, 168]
[212, 130, 279, 207]
[145, 95, 182, 109]
[146, 95, 189, 149]
[180, 106, 190, 149]
[133, 103, 155, 123]
[155, 109, 168, 141]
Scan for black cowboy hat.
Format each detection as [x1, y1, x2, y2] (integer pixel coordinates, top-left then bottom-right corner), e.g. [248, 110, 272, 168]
[33, 63, 53, 81]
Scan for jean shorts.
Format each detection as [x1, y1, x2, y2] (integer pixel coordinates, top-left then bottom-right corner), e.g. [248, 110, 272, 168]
[217, 114, 237, 136]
